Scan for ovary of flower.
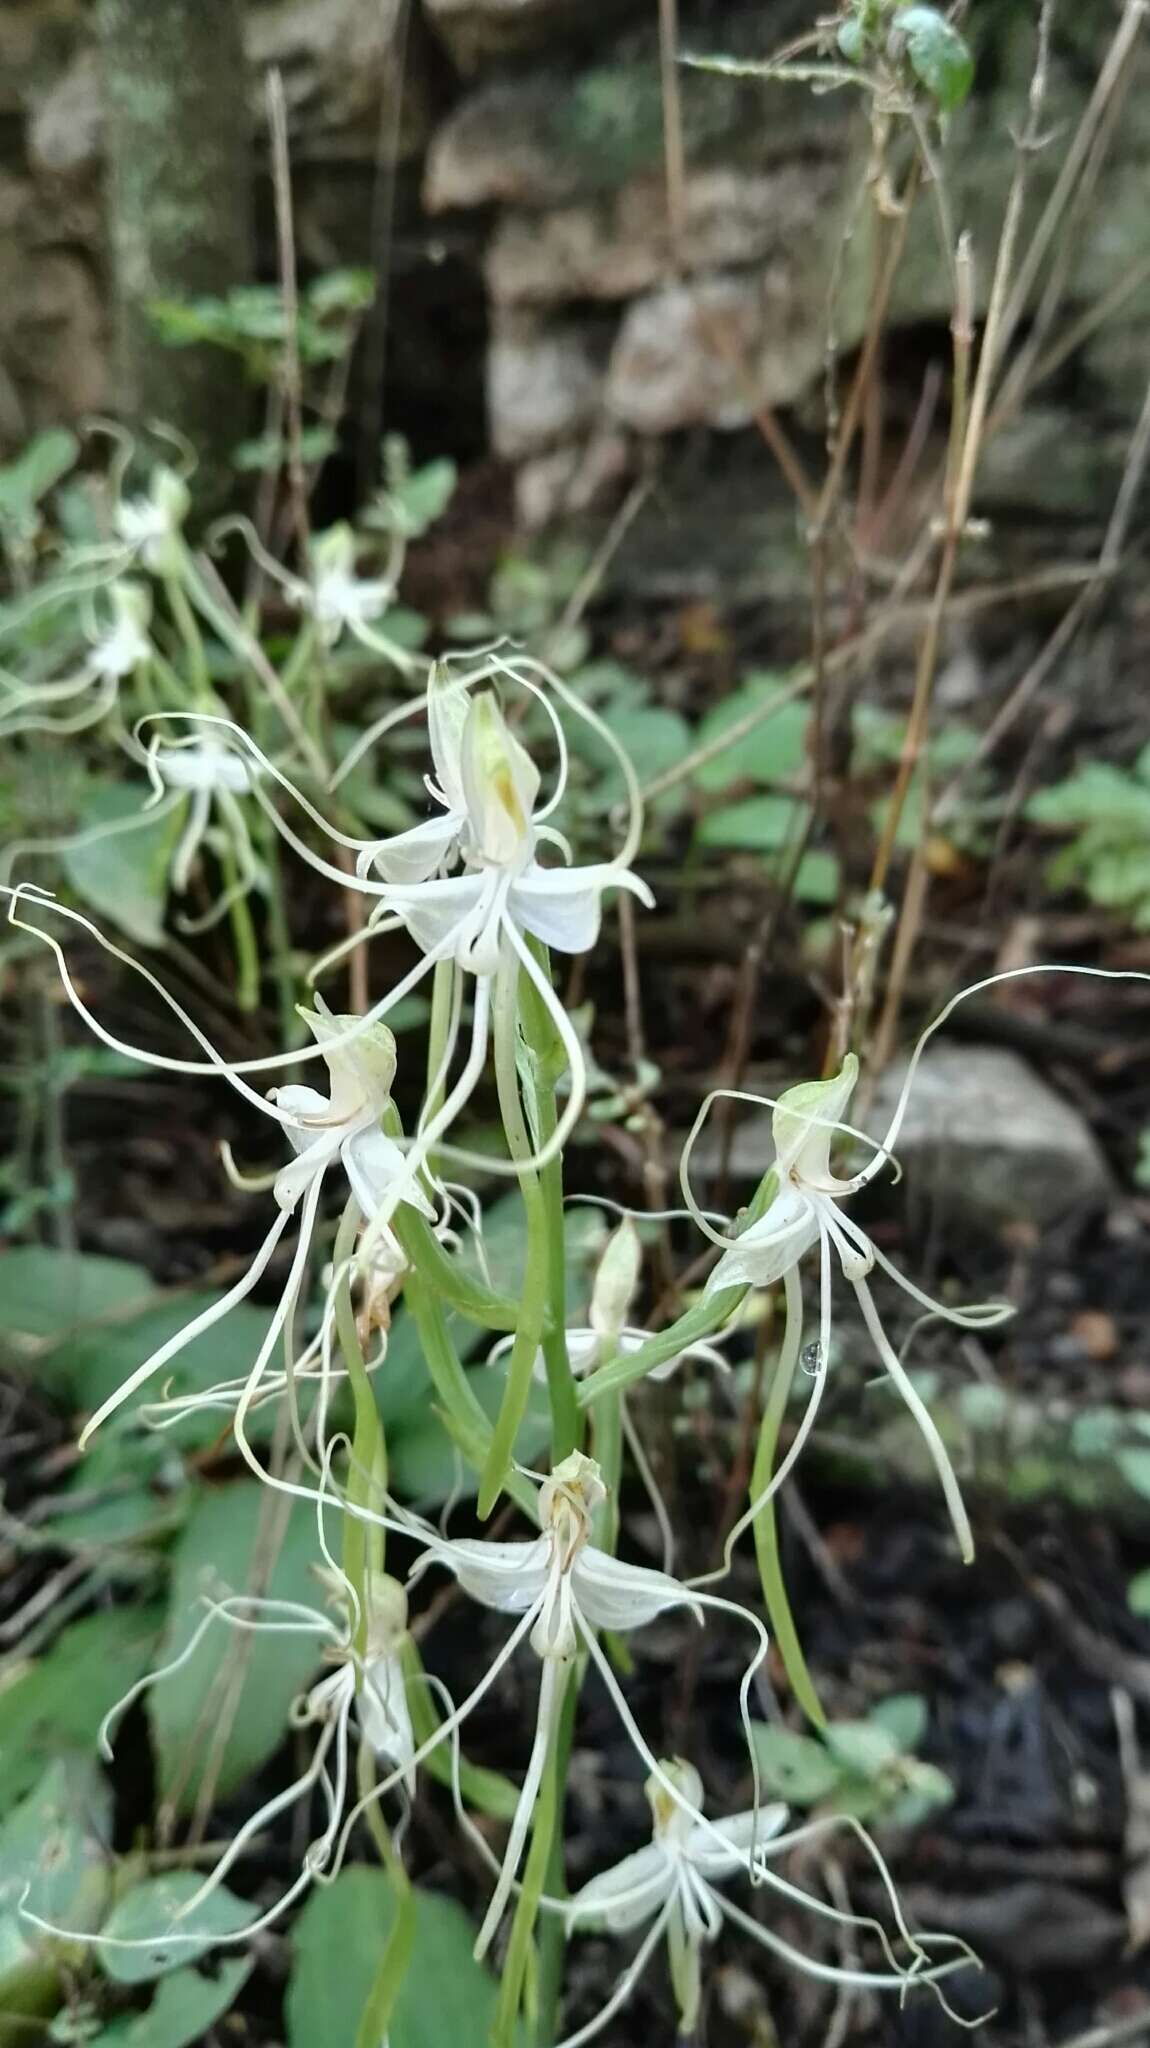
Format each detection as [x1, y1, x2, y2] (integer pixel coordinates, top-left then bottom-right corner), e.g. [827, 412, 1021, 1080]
[76, 1006, 430, 1455]
[689, 1055, 1012, 1563]
[559, 1760, 971, 2048]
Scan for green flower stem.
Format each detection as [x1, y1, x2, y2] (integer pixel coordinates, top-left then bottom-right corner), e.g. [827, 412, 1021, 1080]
[493, 1664, 571, 2048]
[423, 959, 456, 1125]
[400, 1638, 520, 1821]
[354, 1740, 416, 2048]
[396, 1208, 524, 1331]
[751, 1263, 825, 1729]
[578, 1290, 745, 1404]
[591, 1389, 622, 1554]
[395, 1246, 537, 1524]
[580, 1170, 781, 1405]
[519, 949, 579, 1462]
[477, 954, 553, 1517]
[279, 619, 318, 700]
[218, 842, 261, 1012]
[163, 571, 211, 704]
[528, 1672, 580, 2048]
[333, 1198, 386, 1645]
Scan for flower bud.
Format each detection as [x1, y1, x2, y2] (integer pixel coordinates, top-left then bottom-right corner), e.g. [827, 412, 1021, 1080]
[588, 1217, 642, 1342]
[459, 692, 540, 867]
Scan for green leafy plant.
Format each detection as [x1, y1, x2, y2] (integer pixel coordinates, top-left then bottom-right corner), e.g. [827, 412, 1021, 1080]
[1027, 750, 1150, 927]
[751, 1695, 954, 1828]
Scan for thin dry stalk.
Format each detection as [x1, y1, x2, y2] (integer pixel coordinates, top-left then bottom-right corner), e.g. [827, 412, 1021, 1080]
[266, 71, 310, 568]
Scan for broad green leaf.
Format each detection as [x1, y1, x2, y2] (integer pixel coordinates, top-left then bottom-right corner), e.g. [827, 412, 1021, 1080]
[693, 686, 806, 795]
[825, 1719, 901, 1779]
[88, 1956, 252, 2048]
[0, 1247, 152, 1350]
[867, 1693, 928, 1754]
[0, 1609, 163, 1817]
[150, 1482, 326, 1810]
[696, 794, 796, 851]
[792, 850, 840, 906]
[898, 5, 974, 109]
[1117, 1448, 1150, 1501]
[837, 18, 866, 62]
[1027, 764, 1150, 833]
[62, 783, 185, 947]
[573, 703, 691, 810]
[885, 1759, 954, 1828]
[0, 429, 79, 534]
[378, 458, 459, 540]
[0, 1758, 112, 2017]
[1128, 1568, 1150, 1617]
[749, 1724, 841, 1805]
[96, 1874, 253, 1984]
[286, 1868, 507, 2048]
[53, 1292, 280, 1447]
[307, 267, 376, 318]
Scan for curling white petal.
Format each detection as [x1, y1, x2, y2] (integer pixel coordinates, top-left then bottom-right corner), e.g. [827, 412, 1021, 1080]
[382, 872, 490, 962]
[509, 863, 654, 957]
[571, 1547, 702, 1633]
[428, 665, 472, 819]
[704, 1186, 818, 1294]
[343, 1125, 435, 1222]
[568, 1843, 672, 1933]
[687, 1803, 789, 1878]
[363, 812, 463, 886]
[433, 1535, 551, 1614]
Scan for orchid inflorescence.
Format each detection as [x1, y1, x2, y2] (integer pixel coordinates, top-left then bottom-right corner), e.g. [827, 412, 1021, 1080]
[9, 635, 1025, 2045]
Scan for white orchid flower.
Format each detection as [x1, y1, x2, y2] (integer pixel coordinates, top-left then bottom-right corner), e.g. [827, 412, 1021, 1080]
[560, 1760, 972, 2047]
[684, 1056, 1012, 1563]
[319, 1452, 769, 1965]
[0, 582, 153, 740]
[25, 1560, 419, 1964]
[287, 522, 416, 676]
[114, 465, 191, 575]
[76, 1006, 431, 1460]
[138, 729, 264, 923]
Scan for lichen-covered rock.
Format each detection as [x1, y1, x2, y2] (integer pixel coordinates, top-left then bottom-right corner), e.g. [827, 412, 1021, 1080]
[31, 0, 436, 180]
[867, 1043, 1113, 1234]
[605, 270, 829, 433]
[247, 0, 434, 161]
[487, 162, 843, 306]
[488, 310, 608, 459]
[423, 0, 643, 75]
[0, 172, 106, 442]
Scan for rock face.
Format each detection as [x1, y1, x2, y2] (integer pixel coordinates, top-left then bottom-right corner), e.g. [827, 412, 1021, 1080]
[867, 1044, 1113, 1235]
[0, 0, 1147, 543]
[1, 0, 437, 446]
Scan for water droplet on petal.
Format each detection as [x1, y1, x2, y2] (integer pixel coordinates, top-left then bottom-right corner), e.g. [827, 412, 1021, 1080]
[801, 1342, 824, 1376]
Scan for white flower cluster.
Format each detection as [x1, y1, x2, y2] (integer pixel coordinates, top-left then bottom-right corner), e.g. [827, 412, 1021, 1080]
[9, 649, 999, 2041]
